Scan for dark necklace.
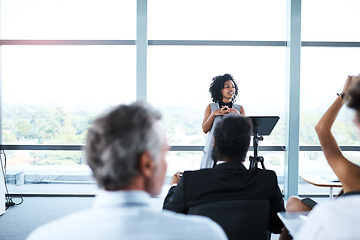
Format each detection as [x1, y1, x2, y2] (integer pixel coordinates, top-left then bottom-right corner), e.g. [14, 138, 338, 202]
[218, 100, 233, 108]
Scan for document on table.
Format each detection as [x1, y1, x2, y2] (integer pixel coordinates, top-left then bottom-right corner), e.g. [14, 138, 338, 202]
[277, 211, 309, 238]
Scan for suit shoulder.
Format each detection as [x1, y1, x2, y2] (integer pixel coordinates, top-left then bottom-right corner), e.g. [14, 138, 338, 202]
[183, 168, 213, 176]
[182, 169, 213, 181]
[255, 168, 277, 174]
[251, 168, 278, 179]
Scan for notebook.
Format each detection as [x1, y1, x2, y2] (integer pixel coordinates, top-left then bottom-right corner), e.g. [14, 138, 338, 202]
[277, 211, 309, 238]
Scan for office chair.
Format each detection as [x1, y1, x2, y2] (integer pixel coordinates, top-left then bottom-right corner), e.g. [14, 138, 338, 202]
[188, 199, 271, 240]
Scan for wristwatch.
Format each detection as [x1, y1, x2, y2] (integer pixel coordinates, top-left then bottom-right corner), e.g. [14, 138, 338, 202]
[337, 92, 345, 99]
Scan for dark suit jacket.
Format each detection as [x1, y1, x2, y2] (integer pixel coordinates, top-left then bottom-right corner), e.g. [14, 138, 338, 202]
[163, 162, 285, 233]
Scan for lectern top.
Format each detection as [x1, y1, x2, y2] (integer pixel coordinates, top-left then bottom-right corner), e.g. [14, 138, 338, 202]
[248, 116, 279, 136]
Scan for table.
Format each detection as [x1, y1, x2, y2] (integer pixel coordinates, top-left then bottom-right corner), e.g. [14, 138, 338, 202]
[301, 175, 342, 199]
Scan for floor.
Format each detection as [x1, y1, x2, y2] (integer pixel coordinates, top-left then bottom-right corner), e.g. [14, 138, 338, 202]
[2, 169, 341, 240]
[2, 195, 319, 240]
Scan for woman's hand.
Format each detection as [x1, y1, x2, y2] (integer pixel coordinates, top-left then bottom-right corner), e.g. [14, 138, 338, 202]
[202, 104, 241, 134]
[342, 74, 360, 101]
[342, 75, 353, 96]
[213, 106, 231, 116]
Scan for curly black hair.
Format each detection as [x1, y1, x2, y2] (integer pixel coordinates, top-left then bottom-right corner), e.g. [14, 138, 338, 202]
[213, 115, 252, 162]
[209, 73, 239, 103]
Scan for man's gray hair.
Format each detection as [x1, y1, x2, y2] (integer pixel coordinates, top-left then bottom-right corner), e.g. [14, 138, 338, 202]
[85, 101, 163, 190]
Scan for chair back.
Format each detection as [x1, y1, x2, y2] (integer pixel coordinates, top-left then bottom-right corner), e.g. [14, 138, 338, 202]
[188, 199, 270, 240]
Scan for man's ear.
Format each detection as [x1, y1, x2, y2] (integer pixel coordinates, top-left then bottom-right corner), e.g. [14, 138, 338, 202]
[139, 151, 154, 178]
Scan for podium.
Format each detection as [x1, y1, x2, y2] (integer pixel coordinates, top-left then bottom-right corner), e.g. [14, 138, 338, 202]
[248, 116, 279, 169]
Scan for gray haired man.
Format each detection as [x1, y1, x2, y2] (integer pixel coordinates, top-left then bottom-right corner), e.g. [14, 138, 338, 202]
[27, 102, 227, 240]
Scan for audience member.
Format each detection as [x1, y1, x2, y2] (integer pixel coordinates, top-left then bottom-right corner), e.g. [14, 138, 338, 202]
[164, 115, 285, 234]
[297, 75, 360, 239]
[280, 75, 360, 240]
[27, 102, 227, 240]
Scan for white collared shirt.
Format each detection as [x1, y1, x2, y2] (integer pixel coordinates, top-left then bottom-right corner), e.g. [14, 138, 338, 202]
[27, 190, 227, 240]
[296, 195, 360, 240]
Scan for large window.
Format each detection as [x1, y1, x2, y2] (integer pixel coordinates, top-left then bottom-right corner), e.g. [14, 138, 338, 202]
[148, 0, 286, 41]
[2, 45, 136, 145]
[147, 0, 287, 178]
[299, 0, 360, 196]
[2, 45, 136, 193]
[1, 0, 360, 197]
[1, 0, 136, 194]
[300, 47, 360, 147]
[302, 0, 360, 42]
[1, 0, 136, 40]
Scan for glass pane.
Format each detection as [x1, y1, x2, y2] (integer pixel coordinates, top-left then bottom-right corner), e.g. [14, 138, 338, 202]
[148, 0, 286, 41]
[298, 151, 360, 196]
[300, 47, 360, 146]
[5, 150, 98, 195]
[302, 0, 360, 41]
[2, 45, 136, 144]
[165, 151, 284, 188]
[245, 151, 284, 178]
[148, 46, 286, 146]
[1, 0, 136, 40]
[166, 151, 202, 177]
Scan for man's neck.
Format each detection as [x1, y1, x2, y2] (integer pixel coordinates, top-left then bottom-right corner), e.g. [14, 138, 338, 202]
[218, 157, 245, 164]
[120, 176, 147, 191]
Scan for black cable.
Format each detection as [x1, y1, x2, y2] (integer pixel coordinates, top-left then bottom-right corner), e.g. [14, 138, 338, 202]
[0, 145, 24, 210]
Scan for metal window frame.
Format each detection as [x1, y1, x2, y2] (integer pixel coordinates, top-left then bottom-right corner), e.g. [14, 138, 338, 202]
[3, 145, 360, 152]
[284, 0, 301, 199]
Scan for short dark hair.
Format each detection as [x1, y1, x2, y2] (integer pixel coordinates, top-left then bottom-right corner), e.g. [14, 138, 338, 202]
[209, 73, 239, 103]
[213, 115, 252, 162]
[85, 101, 163, 191]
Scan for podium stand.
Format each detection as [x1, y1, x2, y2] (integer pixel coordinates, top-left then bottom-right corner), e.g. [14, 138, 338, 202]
[248, 116, 279, 169]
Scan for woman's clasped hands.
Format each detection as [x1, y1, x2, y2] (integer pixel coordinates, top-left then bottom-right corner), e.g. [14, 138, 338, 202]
[213, 106, 240, 116]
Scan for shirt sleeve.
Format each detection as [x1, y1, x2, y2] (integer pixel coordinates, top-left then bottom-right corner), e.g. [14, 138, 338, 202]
[269, 171, 286, 233]
[162, 176, 187, 214]
[296, 205, 329, 240]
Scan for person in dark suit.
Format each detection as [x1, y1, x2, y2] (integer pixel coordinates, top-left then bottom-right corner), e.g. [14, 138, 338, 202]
[163, 114, 285, 234]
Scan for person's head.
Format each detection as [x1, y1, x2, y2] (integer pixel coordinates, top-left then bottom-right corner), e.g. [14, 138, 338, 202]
[209, 73, 239, 103]
[348, 77, 360, 128]
[85, 101, 169, 196]
[211, 115, 252, 163]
